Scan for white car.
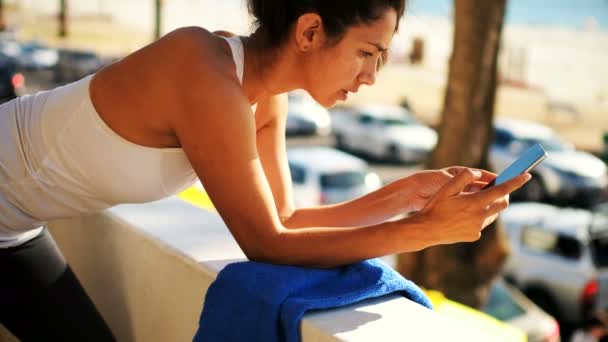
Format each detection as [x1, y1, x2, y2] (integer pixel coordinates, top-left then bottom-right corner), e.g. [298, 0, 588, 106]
[0, 39, 21, 60]
[490, 118, 608, 206]
[54, 49, 104, 83]
[18, 41, 59, 70]
[501, 202, 608, 326]
[286, 91, 331, 136]
[287, 147, 382, 208]
[332, 104, 437, 164]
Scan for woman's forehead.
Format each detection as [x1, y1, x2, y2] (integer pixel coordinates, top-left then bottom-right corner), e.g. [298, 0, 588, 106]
[343, 11, 397, 46]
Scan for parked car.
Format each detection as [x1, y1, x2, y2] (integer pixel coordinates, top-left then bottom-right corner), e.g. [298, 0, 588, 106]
[483, 279, 561, 342]
[54, 48, 104, 83]
[501, 202, 608, 326]
[332, 104, 437, 164]
[18, 41, 59, 70]
[0, 53, 25, 102]
[287, 147, 382, 207]
[286, 91, 332, 136]
[490, 118, 608, 207]
[0, 39, 22, 60]
[594, 202, 608, 215]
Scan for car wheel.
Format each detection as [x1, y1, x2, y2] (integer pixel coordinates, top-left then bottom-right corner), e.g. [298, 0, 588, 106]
[524, 287, 561, 322]
[335, 134, 346, 150]
[387, 145, 401, 163]
[515, 174, 545, 202]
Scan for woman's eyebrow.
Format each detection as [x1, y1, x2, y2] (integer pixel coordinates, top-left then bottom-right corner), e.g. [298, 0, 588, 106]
[367, 41, 388, 52]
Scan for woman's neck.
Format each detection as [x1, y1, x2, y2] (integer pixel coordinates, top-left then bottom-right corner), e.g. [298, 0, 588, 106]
[240, 32, 304, 104]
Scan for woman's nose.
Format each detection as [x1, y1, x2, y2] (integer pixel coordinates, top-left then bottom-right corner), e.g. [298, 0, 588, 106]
[357, 64, 377, 86]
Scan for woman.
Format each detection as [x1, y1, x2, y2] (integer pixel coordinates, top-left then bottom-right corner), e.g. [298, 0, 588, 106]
[0, 0, 530, 340]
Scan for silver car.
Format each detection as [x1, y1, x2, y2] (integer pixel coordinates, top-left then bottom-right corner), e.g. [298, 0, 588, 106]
[287, 147, 382, 208]
[286, 91, 332, 136]
[490, 118, 608, 207]
[501, 202, 608, 326]
[331, 104, 437, 164]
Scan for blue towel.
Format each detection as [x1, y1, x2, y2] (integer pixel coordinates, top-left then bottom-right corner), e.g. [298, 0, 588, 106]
[193, 258, 432, 342]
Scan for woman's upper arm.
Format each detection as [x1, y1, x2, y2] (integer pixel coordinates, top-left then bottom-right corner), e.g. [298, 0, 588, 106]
[171, 71, 283, 259]
[255, 93, 296, 221]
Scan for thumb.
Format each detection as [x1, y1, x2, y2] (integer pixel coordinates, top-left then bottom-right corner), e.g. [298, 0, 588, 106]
[437, 168, 482, 198]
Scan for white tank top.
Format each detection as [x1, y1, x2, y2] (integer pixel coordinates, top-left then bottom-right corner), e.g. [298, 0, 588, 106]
[0, 35, 252, 247]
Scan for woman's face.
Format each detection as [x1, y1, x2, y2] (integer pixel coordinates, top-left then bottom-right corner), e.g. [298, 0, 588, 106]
[304, 9, 398, 107]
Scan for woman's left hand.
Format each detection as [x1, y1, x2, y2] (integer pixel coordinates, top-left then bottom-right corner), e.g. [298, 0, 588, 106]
[402, 166, 496, 212]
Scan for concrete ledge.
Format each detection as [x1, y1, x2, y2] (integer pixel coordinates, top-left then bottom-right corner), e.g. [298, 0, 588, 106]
[1, 196, 517, 341]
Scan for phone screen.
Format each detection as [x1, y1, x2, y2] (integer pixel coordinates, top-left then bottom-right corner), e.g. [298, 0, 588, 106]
[483, 143, 547, 189]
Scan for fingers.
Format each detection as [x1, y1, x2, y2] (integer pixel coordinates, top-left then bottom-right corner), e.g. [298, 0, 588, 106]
[476, 169, 498, 183]
[437, 168, 483, 198]
[464, 181, 490, 193]
[444, 166, 496, 183]
[485, 195, 510, 216]
[481, 213, 500, 230]
[479, 173, 531, 203]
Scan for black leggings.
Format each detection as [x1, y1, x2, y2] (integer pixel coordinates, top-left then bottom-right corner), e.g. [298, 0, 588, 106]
[0, 229, 115, 341]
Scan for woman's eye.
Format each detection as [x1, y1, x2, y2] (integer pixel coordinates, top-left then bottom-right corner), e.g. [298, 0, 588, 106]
[359, 50, 374, 58]
[377, 51, 388, 70]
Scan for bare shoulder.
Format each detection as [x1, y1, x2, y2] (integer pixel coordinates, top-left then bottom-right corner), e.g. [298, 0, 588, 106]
[95, 25, 236, 90]
[160, 26, 230, 67]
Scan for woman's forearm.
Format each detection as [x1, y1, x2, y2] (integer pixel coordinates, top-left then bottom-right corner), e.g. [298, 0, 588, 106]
[256, 216, 432, 268]
[282, 178, 414, 229]
[245, 169, 528, 268]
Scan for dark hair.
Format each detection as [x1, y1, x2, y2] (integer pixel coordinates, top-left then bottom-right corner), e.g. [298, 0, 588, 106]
[247, 0, 406, 47]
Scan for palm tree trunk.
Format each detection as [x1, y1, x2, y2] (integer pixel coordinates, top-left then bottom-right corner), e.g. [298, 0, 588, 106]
[396, 0, 509, 308]
[154, 0, 163, 40]
[0, 0, 6, 32]
[58, 0, 68, 38]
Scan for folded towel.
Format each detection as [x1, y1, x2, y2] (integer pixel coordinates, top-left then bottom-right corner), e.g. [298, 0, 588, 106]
[193, 258, 432, 342]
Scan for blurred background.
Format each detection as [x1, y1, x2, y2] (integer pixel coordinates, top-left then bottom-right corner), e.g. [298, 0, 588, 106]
[2, 0, 607, 341]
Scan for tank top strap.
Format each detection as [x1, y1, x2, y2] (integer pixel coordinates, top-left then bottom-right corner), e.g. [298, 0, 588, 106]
[220, 36, 244, 85]
[219, 35, 256, 114]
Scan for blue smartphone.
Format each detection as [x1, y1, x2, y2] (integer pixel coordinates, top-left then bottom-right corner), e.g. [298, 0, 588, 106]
[483, 143, 547, 189]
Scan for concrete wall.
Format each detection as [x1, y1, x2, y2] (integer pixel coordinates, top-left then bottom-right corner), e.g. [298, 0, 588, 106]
[1, 197, 521, 341]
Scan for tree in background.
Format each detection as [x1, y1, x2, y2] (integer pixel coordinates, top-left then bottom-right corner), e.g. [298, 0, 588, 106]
[58, 0, 68, 38]
[0, 0, 6, 31]
[154, 0, 163, 40]
[396, 0, 508, 308]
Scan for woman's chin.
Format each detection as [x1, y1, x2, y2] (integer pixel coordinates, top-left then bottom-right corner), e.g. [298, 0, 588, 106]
[312, 94, 339, 108]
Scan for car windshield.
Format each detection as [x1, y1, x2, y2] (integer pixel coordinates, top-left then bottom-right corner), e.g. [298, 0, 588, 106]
[519, 137, 567, 152]
[482, 282, 526, 321]
[73, 52, 97, 59]
[382, 117, 416, 126]
[320, 171, 365, 190]
[22, 42, 46, 53]
[590, 213, 608, 267]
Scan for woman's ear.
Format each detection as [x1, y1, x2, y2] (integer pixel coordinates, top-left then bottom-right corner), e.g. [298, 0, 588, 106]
[294, 13, 324, 52]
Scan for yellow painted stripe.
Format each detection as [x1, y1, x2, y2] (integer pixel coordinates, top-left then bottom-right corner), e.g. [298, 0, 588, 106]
[177, 187, 215, 211]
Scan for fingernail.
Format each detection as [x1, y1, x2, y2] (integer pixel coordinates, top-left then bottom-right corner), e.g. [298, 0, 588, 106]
[473, 170, 482, 177]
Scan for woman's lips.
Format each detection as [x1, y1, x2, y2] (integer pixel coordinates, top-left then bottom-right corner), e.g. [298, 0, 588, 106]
[339, 89, 349, 100]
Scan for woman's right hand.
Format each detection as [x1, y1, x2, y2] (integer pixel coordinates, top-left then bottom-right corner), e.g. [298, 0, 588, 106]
[406, 168, 531, 247]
